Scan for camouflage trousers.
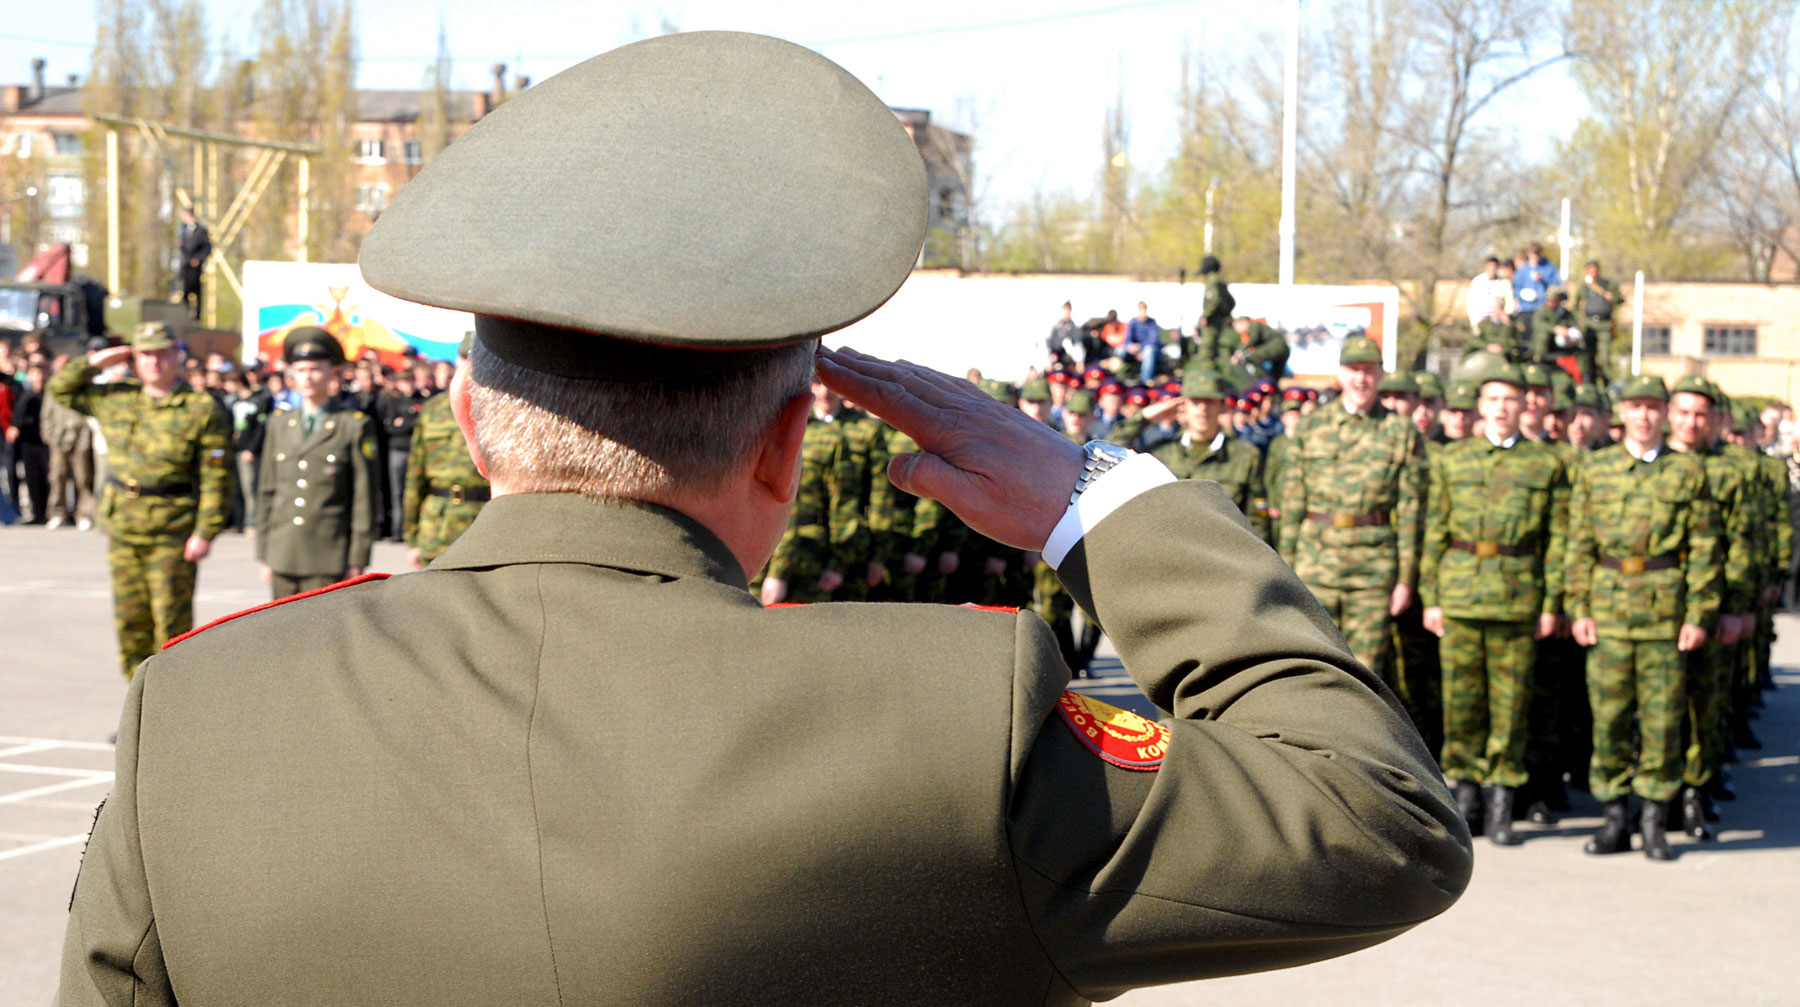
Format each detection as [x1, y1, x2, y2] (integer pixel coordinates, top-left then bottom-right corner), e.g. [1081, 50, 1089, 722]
[1306, 585, 1393, 680]
[271, 572, 346, 600]
[1682, 641, 1735, 787]
[108, 535, 196, 678]
[1587, 636, 1685, 803]
[1390, 602, 1443, 757]
[1438, 618, 1534, 787]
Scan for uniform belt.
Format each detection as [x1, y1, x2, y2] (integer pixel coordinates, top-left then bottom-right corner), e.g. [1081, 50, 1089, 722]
[429, 485, 491, 504]
[1599, 553, 1682, 574]
[108, 475, 196, 499]
[1450, 539, 1530, 558]
[1305, 509, 1389, 529]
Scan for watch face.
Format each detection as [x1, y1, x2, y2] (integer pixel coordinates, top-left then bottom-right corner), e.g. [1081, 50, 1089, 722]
[1088, 440, 1132, 463]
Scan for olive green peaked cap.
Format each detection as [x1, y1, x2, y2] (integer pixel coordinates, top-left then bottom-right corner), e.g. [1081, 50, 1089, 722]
[283, 326, 346, 365]
[359, 32, 928, 379]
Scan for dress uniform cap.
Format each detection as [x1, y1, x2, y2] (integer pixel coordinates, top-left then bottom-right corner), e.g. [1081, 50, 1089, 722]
[358, 32, 927, 380]
[1021, 378, 1053, 403]
[1181, 371, 1228, 400]
[1125, 386, 1149, 405]
[1415, 372, 1444, 400]
[1340, 335, 1382, 365]
[132, 321, 177, 351]
[1098, 380, 1124, 395]
[1376, 371, 1417, 395]
[1618, 374, 1669, 402]
[1670, 376, 1718, 403]
[1065, 390, 1095, 414]
[283, 326, 347, 365]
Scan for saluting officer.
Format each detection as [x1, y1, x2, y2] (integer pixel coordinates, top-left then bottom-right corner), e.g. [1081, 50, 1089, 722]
[49, 322, 232, 676]
[255, 327, 380, 599]
[1420, 361, 1569, 844]
[403, 335, 490, 568]
[1564, 375, 1721, 860]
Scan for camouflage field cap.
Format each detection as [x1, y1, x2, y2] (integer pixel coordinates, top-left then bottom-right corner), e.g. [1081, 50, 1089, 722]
[1376, 371, 1417, 395]
[1520, 363, 1552, 389]
[1552, 386, 1573, 411]
[1180, 370, 1229, 400]
[1618, 374, 1670, 402]
[132, 322, 177, 352]
[1444, 380, 1478, 411]
[283, 326, 346, 365]
[1670, 376, 1719, 404]
[1065, 390, 1095, 415]
[1020, 378, 1052, 403]
[359, 32, 927, 381]
[981, 379, 1018, 404]
[1279, 397, 1304, 414]
[1571, 384, 1604, 410]
[1476, 360, 1527, 391]
[1415, 372, 1444, 401]
[458, 332, 474, 358]
[1340, 335, 1382, 365]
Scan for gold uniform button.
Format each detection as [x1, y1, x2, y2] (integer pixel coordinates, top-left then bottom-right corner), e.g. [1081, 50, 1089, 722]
[293, 516, 305, 526]
[298, 460, 308, 470]
[326, 454, 337, 463]
[295, 498, 306, 507]
[277, 452, 286, 461]
[297, 479, 308, 488]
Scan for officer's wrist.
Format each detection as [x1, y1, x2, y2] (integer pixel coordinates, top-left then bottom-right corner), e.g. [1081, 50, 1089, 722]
[1041, 452, 1177, 569]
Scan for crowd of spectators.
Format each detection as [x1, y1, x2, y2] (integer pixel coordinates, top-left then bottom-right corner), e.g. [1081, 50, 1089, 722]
[0, 329, 452, 540]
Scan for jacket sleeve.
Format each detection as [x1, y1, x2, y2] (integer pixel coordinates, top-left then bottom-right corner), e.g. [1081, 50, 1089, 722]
[49, 359, 104, 419]
[56, 666, 176, 1007]
[1277, 423, 1308, 565]
[349, 414, 380, 570]
[255, 423, 276, 564]
[1683, 473, 1722, 631]
[1394, 424, 1427, 589]
[1419, 444, 1450, 610]
[1541, 456, 1570, 616]
[402, 416, 428, 550]
[193, 399, 233, 541]
[1006, 480, 1471, 999]
[1563, 461, 1596, 622]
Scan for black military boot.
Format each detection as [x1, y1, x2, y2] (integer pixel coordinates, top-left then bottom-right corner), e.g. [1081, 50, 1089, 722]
[1680, 786, 1713, 841]
[1486, 785, 1522, 846]
[1585, 798, 1632, 855]
[1455, 780, 1484, 837]
[1641, 800, 1677, 861]
[1523, 778, 1555, 825]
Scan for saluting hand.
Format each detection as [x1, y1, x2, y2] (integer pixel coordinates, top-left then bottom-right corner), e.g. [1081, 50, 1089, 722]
[817, 347, 1083, 551]
[88, 345, 132, 371]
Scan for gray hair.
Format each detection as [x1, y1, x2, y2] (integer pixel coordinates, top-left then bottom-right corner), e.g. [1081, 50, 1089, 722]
[467, 338, 817, 499]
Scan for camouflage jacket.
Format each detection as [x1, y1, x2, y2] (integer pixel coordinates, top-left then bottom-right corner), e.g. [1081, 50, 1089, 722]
[1420, 436, 1568, 621]
[1112, 414, 1268, 541]
[1263, 434, 1294, 521]
[765, 417, 850, 585]
[867, 424, 922, 564]
[1681, 444, 1757, 615]
[50, 359, 232, 542]
[830, 409, 881, 577]
[1757, 451, 1795, 586]
[1564, 443, 1721, 638]
[402, 393, 489, 564]
[1278, 401, 1427, 591]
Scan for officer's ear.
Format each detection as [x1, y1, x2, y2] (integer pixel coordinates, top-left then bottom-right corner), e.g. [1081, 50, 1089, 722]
[448, 365, 489, 480]
[754, 391, 813, 505]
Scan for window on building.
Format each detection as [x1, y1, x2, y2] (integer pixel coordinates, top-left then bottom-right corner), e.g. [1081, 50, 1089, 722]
[403, 139, 421, 165]
[1640, 325, 1672, 356]
[355, 138, 386, 163]
[1703, 326, 1757, 357]
[45, 173, 83, 219]
[52, 132, 81, 156]
[355, 183, 389, 214]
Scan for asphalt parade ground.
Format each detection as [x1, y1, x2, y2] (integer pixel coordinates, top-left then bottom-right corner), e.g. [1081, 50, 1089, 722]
[4, 523, 1798, 1005]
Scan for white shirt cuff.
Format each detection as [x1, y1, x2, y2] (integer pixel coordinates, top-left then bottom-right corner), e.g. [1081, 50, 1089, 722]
[1041, 452, 1178, 569]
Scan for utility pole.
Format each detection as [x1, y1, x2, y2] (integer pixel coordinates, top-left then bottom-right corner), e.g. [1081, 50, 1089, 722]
[1278, 0, 1299, 286]
[1203, 176, 1219, 255]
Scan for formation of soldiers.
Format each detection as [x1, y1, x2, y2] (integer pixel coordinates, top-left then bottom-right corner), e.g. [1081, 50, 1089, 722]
[757, 330, 1792, 863]
[46, 322, 489, 679]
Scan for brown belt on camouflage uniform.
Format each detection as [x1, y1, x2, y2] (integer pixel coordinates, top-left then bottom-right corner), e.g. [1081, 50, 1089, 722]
[429, 485, 492, 504]
[1449, 539, 1531, 558]
[108, 476, 196, 499]
[1304, 509, 1389, 529]
[1598, 553, 1683, 574]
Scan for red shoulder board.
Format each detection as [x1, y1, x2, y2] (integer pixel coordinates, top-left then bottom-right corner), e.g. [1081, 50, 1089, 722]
[162, 573, 391, 650]
[960, 604, 1019, 614]
[1056, 690, 1169, 771]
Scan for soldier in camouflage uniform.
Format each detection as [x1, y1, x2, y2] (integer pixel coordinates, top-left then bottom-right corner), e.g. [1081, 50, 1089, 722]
[1741, 407, 1792, 746]
[1279, 336, 1427, 682]
[828, 400, 883, 601]
[864, 422, 930, 602]
[1262, 390, 1307, 524]
[1106, 370, 1269, 541]
[1191, 255, 1236, 372]
[1564, 374, 1721, 861]
[1438, 381, 1476, 441]
[403, 337, 490, 567]
[1664, 378, 1755, 841]
[1420, 362, 1568, 844]
[49, 322, 233, 677]
[1376, 370, 1441, 748]
[759, 378, 861, 604]
[1030, 391, 1101, 672]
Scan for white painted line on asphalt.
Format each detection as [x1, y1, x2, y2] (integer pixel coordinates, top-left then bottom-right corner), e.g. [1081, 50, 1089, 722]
[0, 741, 60, 759]
[0, 736, 116, 752]
[1737, 755, 1799, 768]
[0, 833, 89, 862]
[0, 776, 112, 805]
[0, 763, 112, 779]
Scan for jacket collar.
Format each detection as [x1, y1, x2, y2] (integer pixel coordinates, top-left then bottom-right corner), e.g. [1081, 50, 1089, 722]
[428, 492, 749, 591]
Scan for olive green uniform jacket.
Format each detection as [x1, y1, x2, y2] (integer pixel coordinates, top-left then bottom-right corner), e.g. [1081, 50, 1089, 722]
[255, 403, 380, 577]
[61, 483, 1470, 1006]
[48, 360, 232, 544]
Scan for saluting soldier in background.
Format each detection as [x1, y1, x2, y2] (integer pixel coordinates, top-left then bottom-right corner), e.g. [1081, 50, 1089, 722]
[1279, 336, 1427, 687]
[403, 335, 490, 568]
[256, 328, 380, 599]
[49, 322, 232, 676]
[1421, 361, 1568, 845]
[1565, 375, 1721, 861]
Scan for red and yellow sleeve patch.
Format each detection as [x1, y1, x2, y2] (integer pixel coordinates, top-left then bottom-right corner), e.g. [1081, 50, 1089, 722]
[1056, 690, 1169, 771]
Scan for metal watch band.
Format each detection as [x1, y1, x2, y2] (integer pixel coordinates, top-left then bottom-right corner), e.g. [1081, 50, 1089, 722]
[1070, 440, 1133, 505]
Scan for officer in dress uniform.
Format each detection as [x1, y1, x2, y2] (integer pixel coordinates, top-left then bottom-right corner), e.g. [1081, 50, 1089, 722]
[60, 33, 1469, 1005]
[255, 327, 380, 599]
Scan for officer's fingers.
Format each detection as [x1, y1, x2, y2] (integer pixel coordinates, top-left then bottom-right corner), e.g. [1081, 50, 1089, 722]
[887, 451, 969, 504]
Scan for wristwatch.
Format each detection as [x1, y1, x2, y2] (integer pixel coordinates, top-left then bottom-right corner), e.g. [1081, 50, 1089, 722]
[1071, 440, 1133, 505]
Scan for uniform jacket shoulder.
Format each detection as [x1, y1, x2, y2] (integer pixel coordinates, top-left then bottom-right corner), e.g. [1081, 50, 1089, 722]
[160, 573, 392, 653]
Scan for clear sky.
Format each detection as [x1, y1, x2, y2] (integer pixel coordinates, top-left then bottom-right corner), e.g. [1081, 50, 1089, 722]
[0, 0, 1579, 215]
